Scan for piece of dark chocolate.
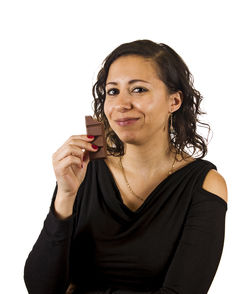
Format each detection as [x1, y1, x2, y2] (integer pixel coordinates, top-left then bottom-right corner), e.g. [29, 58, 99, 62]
[85, 115, 107, 160]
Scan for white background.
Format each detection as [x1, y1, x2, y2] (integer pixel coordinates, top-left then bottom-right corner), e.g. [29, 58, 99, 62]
[0, 0, 249, 293]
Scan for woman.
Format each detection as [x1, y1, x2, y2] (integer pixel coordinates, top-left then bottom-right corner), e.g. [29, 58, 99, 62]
[24, 39, 228, 294]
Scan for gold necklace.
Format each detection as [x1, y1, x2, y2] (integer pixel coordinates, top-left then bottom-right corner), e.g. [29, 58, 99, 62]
[119, 152, 177, 202]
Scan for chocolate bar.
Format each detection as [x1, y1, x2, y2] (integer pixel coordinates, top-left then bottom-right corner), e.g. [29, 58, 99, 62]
[85, 115, 107, 160]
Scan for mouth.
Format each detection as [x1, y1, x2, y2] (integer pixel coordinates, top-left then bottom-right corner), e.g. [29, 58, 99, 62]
[115, 118, 139, 126]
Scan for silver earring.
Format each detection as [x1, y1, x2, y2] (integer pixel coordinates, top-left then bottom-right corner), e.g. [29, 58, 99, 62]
[170, 112, 174, 133]
[169, 112, 175, 139]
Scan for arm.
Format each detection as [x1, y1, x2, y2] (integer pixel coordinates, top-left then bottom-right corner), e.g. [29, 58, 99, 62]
[24, 183, 76, 294]
[156, 170, 228, 294]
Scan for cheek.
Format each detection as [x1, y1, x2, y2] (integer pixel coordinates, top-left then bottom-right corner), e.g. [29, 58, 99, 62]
[134, 100, 155, 115]
[103, 101, 109, 116]
[103, 100, 113, 120]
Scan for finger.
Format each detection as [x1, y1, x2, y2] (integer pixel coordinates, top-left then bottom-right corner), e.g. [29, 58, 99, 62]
[55, 154, 83, 173]
[65, 134, 95, 144]
[53, 139, 97, 162]
[67, 139, 99, 152]
[56, 145, 84, 163]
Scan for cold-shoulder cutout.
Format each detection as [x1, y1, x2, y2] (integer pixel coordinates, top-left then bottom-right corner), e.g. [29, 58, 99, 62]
[201, 168, 228, 204]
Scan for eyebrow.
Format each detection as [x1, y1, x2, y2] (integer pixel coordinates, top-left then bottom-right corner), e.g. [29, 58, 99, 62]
[105, 79, 150, 86]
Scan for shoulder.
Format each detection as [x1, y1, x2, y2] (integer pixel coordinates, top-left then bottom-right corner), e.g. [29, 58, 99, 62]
[202, 169, 228, 203]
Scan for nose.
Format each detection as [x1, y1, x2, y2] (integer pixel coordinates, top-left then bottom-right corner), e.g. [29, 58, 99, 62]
[114, 91, 133, 110]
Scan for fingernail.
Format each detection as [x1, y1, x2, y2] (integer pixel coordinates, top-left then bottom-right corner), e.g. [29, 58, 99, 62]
[87, 135, 94, 139]
[92, 144, 98, 150]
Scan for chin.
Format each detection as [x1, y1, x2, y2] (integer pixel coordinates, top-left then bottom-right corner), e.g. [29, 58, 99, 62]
[118, 133, 142, 145]
[111, 125, 141, 144]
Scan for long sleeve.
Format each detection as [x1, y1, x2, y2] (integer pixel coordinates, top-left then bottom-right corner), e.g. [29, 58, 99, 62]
[156, 188, 227, 294]
[24, 183, 75, 294]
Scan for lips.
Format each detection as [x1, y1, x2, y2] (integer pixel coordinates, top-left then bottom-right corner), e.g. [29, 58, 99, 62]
[115, 118, 139, 126]
[115, 118, 139, 122]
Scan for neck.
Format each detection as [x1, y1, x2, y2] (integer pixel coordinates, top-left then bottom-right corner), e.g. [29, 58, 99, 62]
[121, 138, 177, 177]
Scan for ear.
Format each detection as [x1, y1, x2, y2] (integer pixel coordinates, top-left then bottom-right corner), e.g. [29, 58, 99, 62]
[170, 91, 183, 112]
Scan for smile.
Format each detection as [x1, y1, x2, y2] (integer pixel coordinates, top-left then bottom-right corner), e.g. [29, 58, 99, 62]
[116, 118, 139, 126]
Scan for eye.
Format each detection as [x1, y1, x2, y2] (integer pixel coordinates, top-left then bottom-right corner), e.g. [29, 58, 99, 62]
[106, 87, 148, 96]
[106, 88, 119, 96]
[132, 87, 148, 93]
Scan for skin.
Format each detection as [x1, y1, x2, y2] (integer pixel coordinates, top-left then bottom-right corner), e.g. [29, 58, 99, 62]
[104, 55, 185, 178]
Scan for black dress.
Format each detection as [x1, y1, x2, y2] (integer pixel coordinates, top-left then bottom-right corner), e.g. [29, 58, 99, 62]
[24, 158, 227, 294]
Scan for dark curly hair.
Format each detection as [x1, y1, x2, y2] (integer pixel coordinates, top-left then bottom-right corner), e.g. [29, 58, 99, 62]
[91, 39, 211, 161]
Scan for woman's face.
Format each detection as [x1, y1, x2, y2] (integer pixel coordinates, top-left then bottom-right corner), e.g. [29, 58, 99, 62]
[104, 55, 178, 145]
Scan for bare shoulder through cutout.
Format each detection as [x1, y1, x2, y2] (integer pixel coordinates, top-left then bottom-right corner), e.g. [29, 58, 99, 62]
[202, 169, 228, 204]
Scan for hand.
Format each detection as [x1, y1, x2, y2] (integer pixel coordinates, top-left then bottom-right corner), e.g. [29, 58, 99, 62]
[52, 134, 98, 199]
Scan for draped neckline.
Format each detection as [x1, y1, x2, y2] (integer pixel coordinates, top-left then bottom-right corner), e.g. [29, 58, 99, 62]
[101, 157, 201, 214]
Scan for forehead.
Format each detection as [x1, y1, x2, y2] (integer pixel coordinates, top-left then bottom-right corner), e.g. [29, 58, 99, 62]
[107, 55, 160, 81]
